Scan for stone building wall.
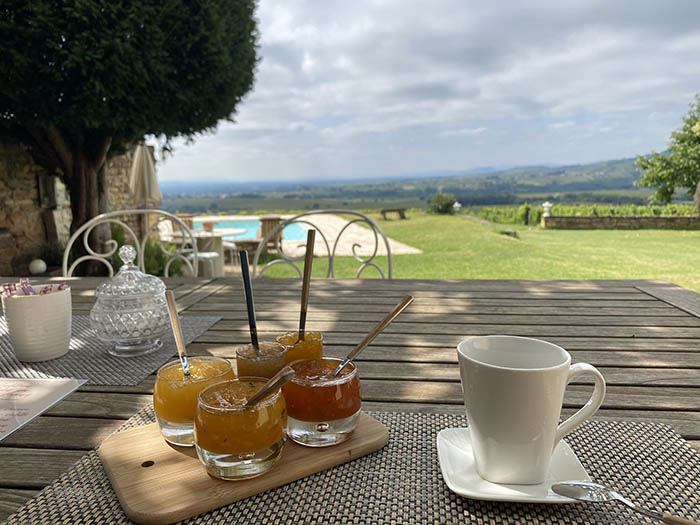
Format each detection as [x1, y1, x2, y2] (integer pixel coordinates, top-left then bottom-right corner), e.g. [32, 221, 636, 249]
[104, 147, 145, 235]
[0, 139, 48, 275]
[0, 139, 150, 275]
[542, 216, 700, 229]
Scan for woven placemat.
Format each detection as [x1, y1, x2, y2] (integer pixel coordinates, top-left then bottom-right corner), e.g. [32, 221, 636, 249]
[0, 315, 220, 385]
[4, 410, 700, 524]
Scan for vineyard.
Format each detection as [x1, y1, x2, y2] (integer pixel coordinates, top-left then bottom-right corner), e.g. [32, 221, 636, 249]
[467, 203, 698, 225]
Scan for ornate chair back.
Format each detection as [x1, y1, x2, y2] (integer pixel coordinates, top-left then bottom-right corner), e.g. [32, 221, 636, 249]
[62, 209, 198, 277]
[251, 210, 392, 279]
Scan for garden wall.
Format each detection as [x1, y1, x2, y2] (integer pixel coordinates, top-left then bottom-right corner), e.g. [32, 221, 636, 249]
[0, 139, 49, 276]
[542, 216, 700, 229]
[0, 140, 145, 275]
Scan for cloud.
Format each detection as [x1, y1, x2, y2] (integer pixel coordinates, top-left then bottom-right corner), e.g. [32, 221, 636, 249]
[550, 121, 575, 130]
[156, 0, 700, 181]
[441, 127, 487, 137]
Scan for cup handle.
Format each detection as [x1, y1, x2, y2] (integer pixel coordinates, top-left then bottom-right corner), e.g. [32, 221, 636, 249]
[554, 363, 606, 446]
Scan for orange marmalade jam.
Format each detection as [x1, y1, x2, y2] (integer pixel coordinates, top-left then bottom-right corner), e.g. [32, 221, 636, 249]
[282, 358, 361, 422]
[195, 379, 287, 454]
[277, 331, 323, 363]
[236, 342, 287, 379]
[153, 357, 234, 424]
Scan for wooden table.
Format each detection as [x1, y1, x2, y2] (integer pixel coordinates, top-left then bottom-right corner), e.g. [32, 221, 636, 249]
[2, 277, 700, 521]
[172, 229, 245, 277]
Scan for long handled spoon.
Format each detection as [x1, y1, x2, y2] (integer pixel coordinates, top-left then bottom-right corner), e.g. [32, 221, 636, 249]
[239, 250, 259, 354]
[332, 295, 414, 377]
[298, 229, 316, 342]
[165, 290, 190, 377]
[551, 481, 700, 524]
[245, 366, 296, 407]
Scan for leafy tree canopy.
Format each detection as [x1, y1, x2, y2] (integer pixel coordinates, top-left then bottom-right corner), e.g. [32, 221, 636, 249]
[1, 0, 258, 146]
[636, 94, 700, 204]
[428, 193, 456, 214]
[0, 0, 259, 231]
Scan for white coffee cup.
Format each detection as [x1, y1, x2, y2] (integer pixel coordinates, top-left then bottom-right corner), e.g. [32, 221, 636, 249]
[2, 285, 72, 362]
[457, 335, 605, 485]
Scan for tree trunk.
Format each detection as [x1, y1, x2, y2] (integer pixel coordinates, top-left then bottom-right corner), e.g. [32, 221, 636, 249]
[694, 179, 700, 216]
[64, 153, 111, 274]
[45, 128, 112, 275]
[19, 126, 113, 274]
[68, 152, 101, 234]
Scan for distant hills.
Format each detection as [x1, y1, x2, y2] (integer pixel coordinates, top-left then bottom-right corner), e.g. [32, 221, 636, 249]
[161, 157, 639, 196]
[161, 156, 665, 214]
[428, 157, 645, 205]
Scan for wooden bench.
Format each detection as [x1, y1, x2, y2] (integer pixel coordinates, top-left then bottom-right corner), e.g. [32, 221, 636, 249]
[380, 208, 407, 220]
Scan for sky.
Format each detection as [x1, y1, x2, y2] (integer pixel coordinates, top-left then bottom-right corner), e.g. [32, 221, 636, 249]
[154, 0, 700, 183]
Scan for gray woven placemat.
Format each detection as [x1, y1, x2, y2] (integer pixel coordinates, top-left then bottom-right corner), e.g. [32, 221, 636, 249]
[4, 410, 700, 524]
[0, 315, 220, 385]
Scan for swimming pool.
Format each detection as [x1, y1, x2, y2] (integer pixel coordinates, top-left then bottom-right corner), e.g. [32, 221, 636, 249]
[194, 219, 308, 241]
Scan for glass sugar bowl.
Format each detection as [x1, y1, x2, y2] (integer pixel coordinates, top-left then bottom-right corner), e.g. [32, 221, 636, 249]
[90, 245, 170, 357]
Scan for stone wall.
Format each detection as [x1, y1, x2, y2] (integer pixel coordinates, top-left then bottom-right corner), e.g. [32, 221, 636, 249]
[0, 139, 48, 275]
[0, 139, 151, 276]
[104, 147, 148, 235]
[542, 216, 700, 229]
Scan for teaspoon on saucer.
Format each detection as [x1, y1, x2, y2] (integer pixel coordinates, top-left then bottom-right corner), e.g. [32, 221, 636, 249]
[551, 480, 699, 524]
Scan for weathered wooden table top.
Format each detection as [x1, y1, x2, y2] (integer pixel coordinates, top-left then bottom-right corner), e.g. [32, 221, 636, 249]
[1, 276, 700, 520]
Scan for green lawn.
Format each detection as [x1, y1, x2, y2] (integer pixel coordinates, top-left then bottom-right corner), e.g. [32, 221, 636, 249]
[262, 211, 700, 293]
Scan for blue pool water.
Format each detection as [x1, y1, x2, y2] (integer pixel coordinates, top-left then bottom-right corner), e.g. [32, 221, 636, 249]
[194, 219, 308, 241]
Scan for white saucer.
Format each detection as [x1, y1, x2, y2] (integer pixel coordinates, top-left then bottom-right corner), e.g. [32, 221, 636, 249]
[436, 428, 590, 504]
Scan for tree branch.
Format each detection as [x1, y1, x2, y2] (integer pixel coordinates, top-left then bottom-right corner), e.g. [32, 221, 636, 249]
[46, 124, 74, 176]
[91, 134, 112, 172]
[10, 126, 62, 174]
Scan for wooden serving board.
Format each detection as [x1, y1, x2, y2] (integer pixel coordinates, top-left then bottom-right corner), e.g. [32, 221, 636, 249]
[98, 412, 388, 524]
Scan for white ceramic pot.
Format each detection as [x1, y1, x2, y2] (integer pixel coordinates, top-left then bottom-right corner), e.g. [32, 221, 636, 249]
[2, 286, 72, 362]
